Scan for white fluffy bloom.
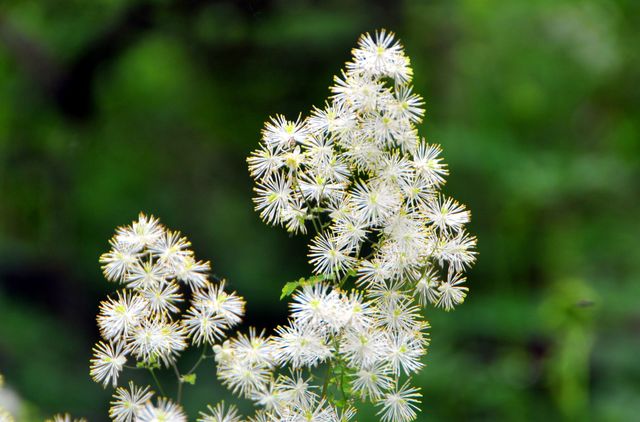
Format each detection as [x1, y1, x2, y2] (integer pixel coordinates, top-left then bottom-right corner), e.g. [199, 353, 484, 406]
[412, 142, 448, 187]
[94, 213, 252, 421]
[216, 358, 272, 398]
[376, 381, 422, 422]
[272, 323, 333, 368]
[109, 382, 154, 422]
[182, 306, 228, 345]
[414, 268, 441, 306]
[148, 230, 192, 271]
[349, 180, 401, 226]
[228, 328, 275, 368]
[97, 290, 149, 341]
[262, 115, 308, 148]
[192, 281, 245, 327]
[289, 284, 346, 333]
[308, 232, 356, 276]
[437, 272, 469, 311]
[115, 213, 164, 251]
[126, 259, 168, 290]
[424, 196, 470, 233]
[235, 29, 478, 422]
[277, 398, 339, 422]
[332, 214, 368, 251]
[197, 402, 242, 422]
[138, 398, 187, 422]
[340, 328, 386, 369]
[90, 341, 127, 388]
[140, 281, 183, 315]
[385, 332, 426, 376]
[247, 142, 285, 179]
[127, 318, 187, 367]
[350, 30, 411, 83]
[45, 414, 86, 422]
[100, 241, 139, 283]
[253, 173, 293, 225]
[351, 364, 393, 400]
[175, 255, 210, 289]
[276, 371, 318, 410]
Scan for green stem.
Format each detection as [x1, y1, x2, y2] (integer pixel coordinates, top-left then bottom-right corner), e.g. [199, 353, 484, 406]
[321, 361, 333, 398]
[295, 180, 323, 234]
[186, 344, 208, 375]
[172, 362, 183, 403]
[149, 369, 166, 397]
[338, 272, 352, 288]
[124, 364, 141, 370]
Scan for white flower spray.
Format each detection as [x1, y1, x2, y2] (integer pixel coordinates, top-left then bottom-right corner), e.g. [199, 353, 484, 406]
[242, 29, 477, 421]
[81, 29, 475, 422]
[89, 213, 246, 421]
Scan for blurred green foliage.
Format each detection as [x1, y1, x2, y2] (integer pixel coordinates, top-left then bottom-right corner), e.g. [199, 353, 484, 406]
[1, 0, 639, 420]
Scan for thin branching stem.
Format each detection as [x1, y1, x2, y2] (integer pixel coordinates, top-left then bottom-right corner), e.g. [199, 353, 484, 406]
[149, 368, 166, 397]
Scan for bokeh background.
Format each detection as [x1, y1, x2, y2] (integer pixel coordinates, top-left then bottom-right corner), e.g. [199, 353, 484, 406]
[1, 0, 639, 420]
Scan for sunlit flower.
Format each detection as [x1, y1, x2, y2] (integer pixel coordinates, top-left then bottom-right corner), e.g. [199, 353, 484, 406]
[197, 402, 242, 422]
[148, 230, 192, 270]
[127, 318, 188, 367]
[376, 381, 422, 422]
[97, 290, 149, 340]
[109, 381, 154, 422]
[308, 232, 356, 276]
[90, 341, 127, 388]
[115, 213, 164, 251]
[100, 240, 139, 283]
[126, 259, 168, 290]
[272, 323, 333, 368]
[192, 281, 245, 327]
[140, 281, 183, 316]
[182, 306, 228, 346]
[436, 272, 469, 311]
[138, 397, 187, 422]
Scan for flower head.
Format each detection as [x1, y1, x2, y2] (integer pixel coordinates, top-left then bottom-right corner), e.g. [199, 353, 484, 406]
[90, 341, 127, 388]
[109, 381, 155, 422]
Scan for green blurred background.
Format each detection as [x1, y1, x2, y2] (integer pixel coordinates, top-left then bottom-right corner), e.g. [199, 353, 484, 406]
[1, 0, 639, 420]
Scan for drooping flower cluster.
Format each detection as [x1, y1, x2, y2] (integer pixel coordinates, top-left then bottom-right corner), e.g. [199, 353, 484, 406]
[92, 213, 246, 421]
[241, 29, 477, 421]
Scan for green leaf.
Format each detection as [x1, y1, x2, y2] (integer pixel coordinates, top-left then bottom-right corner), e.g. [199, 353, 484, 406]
[280, 274, 333, 300]
[280, 280, 301, 300]
[181, 373, 197, 385]
[137, 355, 160, 370]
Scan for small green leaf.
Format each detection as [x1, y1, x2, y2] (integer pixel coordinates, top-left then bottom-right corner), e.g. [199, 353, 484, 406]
[181, 373, 197, 385]
[137, 355, 160, 370]
[280, 274, 334, 300]
[280, 281, 301, 300]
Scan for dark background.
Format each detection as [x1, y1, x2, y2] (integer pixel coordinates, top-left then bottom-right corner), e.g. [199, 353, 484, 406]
[1, 0, 639, 420]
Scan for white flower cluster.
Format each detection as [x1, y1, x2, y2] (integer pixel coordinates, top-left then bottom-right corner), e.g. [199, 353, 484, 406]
[248, 29, 476, 310]
[211, 283, 424, 421]
[81, 29, 475, 422]
[92, 213, 246, 421]
[241, 30, 477, 421]
[106, 382, 242, 422]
